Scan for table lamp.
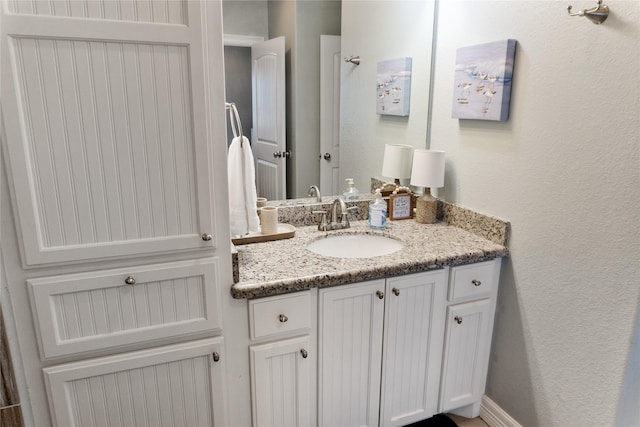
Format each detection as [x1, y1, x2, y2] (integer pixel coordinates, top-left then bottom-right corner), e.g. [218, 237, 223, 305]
[410, 149, 445, 224]
[381, 144, 413, 185]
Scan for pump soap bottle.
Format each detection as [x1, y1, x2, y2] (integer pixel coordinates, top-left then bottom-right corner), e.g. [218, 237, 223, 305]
[342, 178, 359, 201]
[368, 189, 387, 230]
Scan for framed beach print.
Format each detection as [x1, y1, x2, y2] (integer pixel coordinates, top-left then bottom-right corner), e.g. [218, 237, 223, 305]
[377, 57, 412, 116]
[452, 39, 517, 121]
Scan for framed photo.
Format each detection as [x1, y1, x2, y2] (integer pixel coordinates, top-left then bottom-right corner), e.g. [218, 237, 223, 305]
[376, 57, 412, 116]
[452, 39, 517, 121]
[388, 193, 414, 220]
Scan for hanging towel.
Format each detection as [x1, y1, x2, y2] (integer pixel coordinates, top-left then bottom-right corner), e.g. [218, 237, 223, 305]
[228, 135, 261, 236]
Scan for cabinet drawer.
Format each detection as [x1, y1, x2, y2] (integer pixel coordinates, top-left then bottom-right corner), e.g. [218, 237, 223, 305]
[28, 259, 222, 359]
[448, 260, 498, 302]
[249, 292, 311, 340]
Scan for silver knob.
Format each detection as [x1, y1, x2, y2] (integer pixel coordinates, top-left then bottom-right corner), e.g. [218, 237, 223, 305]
[376, 290, 384, 299]
[392, 288, 400, 296]
[472, 279, 481, 287]
[201, 233, 212, 241]
[300, 349, 308, 359]
[273, 151, 282, 158]
[283, 150, 292, 158]
[124, 276, 136, 285]
[323, 152, 331, 161]
[212, 352, 220, 362]
[454, 316, 463, 324]
[279, 314, 288, 323]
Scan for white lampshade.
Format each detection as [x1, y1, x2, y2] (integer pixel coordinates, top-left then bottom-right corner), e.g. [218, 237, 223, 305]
[381, 144, 413, 180]
[410, 149, 445, 188]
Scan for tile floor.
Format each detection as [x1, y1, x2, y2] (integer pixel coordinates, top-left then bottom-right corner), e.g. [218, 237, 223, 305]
[448, 414, 490, 427]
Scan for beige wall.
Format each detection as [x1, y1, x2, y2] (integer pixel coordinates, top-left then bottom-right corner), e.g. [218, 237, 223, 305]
[429, 1, 640, 426]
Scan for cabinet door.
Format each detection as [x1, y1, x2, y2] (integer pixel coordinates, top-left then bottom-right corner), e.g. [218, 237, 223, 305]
[43, 338, 228, 427]
[250, 335, 313, 427]
[319, 280, 385, 427]
[439, 299, 493, 413]
[380, 270, 447, 427]
[1, 2, 222, 266]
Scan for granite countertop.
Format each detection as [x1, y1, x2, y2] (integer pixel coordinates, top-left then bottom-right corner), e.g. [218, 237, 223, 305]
[231, 219, 509, 299]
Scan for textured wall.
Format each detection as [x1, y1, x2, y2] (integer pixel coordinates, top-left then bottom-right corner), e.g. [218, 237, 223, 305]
[429, 1, 640, 426]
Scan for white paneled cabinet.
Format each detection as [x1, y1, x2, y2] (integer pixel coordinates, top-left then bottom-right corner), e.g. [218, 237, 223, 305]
[44, 338, 227, 427]
[319, 270, 447, 427]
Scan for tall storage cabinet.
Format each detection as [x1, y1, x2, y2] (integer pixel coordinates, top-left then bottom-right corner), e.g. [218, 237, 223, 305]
[319, 270, 447, 427]
[0, 1, 232, 426]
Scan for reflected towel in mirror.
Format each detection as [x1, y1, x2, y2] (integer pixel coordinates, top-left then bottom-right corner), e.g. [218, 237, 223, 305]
[228, 135, 260, 236]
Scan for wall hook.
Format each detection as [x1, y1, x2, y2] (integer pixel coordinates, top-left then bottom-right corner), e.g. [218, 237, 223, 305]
[567, 0, 609, 24]
[344, 56, 361, 66]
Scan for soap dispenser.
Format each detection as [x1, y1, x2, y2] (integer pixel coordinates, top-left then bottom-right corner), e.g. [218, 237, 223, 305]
[368, 189, 387, 230]
[342, 178, 359, 201]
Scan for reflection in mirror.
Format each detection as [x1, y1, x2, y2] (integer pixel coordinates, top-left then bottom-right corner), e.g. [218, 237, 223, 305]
[222, 0, 436, 203]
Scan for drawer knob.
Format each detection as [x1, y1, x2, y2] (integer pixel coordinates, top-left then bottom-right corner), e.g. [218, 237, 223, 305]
[201, 233, 213, 241]
[212, 352, 220, 362]
[472, 279, 482, 286]
[454, 315, 463, 324]
[376, 290, 384, 299]
[124, 276, 136, 285]
[392, 288, 400, 296]
[300, 348, 308, 359]
[279, 314, 288, 323]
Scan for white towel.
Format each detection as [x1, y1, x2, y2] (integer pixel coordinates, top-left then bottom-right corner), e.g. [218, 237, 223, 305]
[228, 135, 260, 236]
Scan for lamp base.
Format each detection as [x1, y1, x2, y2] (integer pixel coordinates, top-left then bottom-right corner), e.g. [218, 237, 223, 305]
[415, 190, 437, 224]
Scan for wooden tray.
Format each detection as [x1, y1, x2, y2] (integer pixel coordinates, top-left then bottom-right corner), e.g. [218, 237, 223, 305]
[231, 224, 296, 245]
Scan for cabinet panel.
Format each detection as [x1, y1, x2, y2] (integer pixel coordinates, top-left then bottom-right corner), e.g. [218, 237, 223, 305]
[448, 260, 497, 302]
[380, 270, 447, 426]
[319, 280, 385, 427]
[43, 337, 227, 427]
[249, 291, 311, 340]
[29, 259, 222, 359]
[439, 299, 492, 412]
[250, 335, 312, 427]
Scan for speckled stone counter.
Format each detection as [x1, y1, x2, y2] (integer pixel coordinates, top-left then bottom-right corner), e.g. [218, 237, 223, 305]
[231, 219, 508, 299]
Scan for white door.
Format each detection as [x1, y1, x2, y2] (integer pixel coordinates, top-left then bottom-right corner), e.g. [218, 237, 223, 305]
[380, 271, 447, 426]
[252, 37, 286, 200]
[250, 336, 313, 427]
[320, 35, 342, 196]
[1, 1, 221, 266]
[439, 299, 493, 413]
[44, 338, 228, 427]
[319, 279, 385, 427]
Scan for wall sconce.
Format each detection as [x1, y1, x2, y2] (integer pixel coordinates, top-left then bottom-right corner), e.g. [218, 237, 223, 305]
[410, 149, 445, 224]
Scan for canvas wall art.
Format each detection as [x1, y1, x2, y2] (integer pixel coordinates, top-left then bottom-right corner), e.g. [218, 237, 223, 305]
[377, 57, 412, 116]
[452, 39, 517, 121]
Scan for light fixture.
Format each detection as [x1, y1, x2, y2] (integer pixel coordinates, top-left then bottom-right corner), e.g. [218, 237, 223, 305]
[381, 144, 413, 185]
[410, 149, 445, 224]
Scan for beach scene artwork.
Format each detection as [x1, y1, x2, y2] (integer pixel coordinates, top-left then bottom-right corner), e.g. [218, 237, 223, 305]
[377, 57, 412, 116]
[452, 39, 517, 121]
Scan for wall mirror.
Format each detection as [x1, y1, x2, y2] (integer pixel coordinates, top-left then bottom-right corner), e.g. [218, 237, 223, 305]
[222, 0, 437, 202]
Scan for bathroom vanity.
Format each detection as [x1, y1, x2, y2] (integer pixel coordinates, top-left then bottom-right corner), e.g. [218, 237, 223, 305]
[233, 207, 509, 427]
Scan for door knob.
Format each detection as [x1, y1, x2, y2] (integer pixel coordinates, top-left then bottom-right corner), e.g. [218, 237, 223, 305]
[300, 349, 308, 359]
[273, 151, 282, 158]
[376, 290, 384, 299]
[323, 152, 331, 161]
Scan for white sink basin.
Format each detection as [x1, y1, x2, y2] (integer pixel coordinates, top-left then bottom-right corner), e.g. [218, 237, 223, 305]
[306, 234, 403, 258]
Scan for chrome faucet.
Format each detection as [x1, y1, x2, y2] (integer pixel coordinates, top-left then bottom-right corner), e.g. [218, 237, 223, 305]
[308, 185, 322, 203]
[313, 198, 358, 231]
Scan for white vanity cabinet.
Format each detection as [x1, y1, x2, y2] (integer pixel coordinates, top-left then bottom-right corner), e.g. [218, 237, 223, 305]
[439, 259, 502, 418]
[248, 291, 317, 427]
[43, 337, 228, 427]
[318, 270, 447, 427]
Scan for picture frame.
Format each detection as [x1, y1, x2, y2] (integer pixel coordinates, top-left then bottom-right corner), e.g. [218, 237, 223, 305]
[376, 57, 412, 116]
[388, 193, 414, 220]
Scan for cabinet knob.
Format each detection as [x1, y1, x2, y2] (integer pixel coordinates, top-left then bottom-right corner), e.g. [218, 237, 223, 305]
[472, 279, 481, 287]
[279, 314, 288, 323]
[201, 233, 212, 241]
[454, 315, 463, 324]
[212, 352, 220, 362]
[124, 276, 136, 285]
[300, 348, 308, 359]
[376, 290, 384, 299]
[392, 288, 400, 296]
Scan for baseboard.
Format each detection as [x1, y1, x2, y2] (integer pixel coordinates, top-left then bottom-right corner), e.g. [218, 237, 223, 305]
[480, 395, 522, 427]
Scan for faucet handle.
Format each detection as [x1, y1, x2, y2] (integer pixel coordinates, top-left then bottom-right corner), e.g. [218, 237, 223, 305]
[312, 210, 329, 231]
